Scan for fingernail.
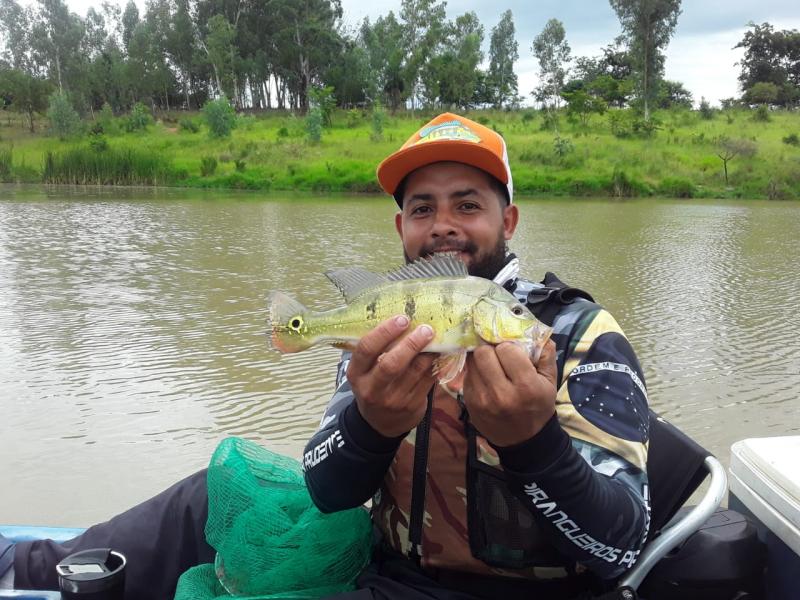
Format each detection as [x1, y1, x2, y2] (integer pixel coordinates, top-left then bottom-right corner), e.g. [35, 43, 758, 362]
[395, 315, 409, 328]
[417, 324, 434, 339]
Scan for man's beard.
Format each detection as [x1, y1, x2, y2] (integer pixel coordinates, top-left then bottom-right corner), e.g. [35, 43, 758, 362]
[404, 233, 509, 281]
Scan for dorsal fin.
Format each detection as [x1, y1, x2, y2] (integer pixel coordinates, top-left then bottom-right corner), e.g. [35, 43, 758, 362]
[325, 267, 388, 303]
[386, 253, 468, 282]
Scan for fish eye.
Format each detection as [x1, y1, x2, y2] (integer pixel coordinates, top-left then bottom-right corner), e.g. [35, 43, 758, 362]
[511, 305, 524, 316]
[290, 317, 303, 330]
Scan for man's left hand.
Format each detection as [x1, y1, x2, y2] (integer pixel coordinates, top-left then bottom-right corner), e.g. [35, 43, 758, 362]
[463, 340, 558, 447]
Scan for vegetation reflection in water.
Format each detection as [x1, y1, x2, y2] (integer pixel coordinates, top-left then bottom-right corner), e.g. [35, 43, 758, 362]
[0, 187, 798, 525]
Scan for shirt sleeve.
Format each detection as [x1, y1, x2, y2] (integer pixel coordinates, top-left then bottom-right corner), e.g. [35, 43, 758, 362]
[495, 303, 651, 579]
[302, 352, 406, 513]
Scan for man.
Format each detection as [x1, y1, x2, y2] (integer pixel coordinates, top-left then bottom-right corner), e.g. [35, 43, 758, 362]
[1, 113, 649, 599]
[302, 114, 650, 599]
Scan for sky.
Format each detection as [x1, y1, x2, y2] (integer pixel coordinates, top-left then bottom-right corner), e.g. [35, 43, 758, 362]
[56, 0, 800, 107]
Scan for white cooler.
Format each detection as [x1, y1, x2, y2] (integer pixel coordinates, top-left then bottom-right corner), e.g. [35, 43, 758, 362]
[729, 436, 800, 600]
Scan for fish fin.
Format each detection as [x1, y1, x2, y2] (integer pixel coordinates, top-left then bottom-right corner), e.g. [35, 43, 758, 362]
[332, 341, 358, 352]
[433, 349, 467, 385]
[386, 253, 468, 282]
[267, 291, 314, 353]
[529, 323, 554, 363]
[325, 267, 388, 303]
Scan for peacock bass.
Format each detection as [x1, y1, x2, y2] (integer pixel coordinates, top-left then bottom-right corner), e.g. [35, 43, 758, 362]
[268, 254, 552, 384]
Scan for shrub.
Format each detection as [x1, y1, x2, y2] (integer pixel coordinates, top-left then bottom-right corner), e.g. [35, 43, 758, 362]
[783, 133, 799, 146]
[610, 167, 649, 197]
[370, 103, 385, 142]
[752, 105, 770, 122]
[308, 86, 336, 126]
[346, 109, 361, 128]
[553, 136, 574, 157]
[521, 110, 536, 124]
[306, 106, 323, 144]
[47, 92, 82, 140]
[125, 102, 152, 132]
[277, 126, 289, 139]
[658, 177, 696, 198]
[179, 117, 200, 133]
[698, 97, 714, 120]
[88, 134, 108, 153]
[234, 158, 246, 172]
[200, 155, 218, 176]
[202, 97, 237, 138]
[95, 103, 118, 135]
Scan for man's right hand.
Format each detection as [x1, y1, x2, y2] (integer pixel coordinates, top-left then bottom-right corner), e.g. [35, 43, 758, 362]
[346, 315, 436, 438]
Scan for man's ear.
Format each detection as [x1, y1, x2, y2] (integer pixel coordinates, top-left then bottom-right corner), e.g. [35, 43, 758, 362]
[502, 204, 519, 241]
[395, 211, 403, 240]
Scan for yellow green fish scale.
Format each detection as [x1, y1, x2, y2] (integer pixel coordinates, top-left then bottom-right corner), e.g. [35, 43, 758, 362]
[302, 276, 497, 351]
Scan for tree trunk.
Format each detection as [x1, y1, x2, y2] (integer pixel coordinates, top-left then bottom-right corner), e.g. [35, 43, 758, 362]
[55, 51, 63, 92]
[27, 106, 35, 132]
[183, 76, 191, 109]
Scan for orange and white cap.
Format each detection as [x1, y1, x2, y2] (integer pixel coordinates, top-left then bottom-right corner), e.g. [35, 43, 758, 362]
[376, 112, 514, 205]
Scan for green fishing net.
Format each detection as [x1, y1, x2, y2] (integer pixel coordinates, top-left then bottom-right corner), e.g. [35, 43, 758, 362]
[174, 437, 373, 599]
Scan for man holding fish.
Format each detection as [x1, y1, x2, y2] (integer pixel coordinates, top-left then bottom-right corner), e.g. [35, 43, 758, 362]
[295, 114, 650, 599]
[2, 114, 650, 600]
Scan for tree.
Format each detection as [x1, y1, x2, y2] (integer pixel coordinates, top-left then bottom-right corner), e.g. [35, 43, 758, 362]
[400, 0, 447, 109]
[30, 0, 86, 93]
[656, 79, 693, 108]
[609, 0, 682, 121]
[360, 13, 405, 111]
[201, 14, 238, 100]
[0, 68, 52, 130]
[120, 0, 138, 53]
[562, 88, 606, 127]
[422, 11, 483, 109]
[735, 23, 800, 107]
[744, 81, 779, 105]
[486, 10, 518, 109]
[716, 137, 757, 185]
[532, 18, 571, 133]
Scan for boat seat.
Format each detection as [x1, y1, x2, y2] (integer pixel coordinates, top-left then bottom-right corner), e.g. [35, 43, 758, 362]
[601, 410, 728, 598]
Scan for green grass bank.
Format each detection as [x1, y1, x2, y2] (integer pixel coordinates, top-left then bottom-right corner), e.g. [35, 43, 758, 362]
[1, 107, 799, 199]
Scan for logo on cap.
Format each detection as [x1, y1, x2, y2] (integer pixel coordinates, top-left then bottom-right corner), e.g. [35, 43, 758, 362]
[413, 120, 481, 146]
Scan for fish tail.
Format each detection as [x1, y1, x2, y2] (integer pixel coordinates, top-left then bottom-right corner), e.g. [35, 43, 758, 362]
[267, 291, 316, 353]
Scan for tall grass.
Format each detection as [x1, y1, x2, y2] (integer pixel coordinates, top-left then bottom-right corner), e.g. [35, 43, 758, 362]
[0, 146, 12, 181]
[42, 146, 175, 185]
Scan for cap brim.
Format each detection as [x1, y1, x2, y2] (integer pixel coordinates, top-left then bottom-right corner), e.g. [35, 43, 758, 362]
[376, 140, 509, 198]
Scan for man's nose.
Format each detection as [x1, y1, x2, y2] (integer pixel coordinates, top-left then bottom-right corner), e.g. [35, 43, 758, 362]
[430, 210, 458, 237]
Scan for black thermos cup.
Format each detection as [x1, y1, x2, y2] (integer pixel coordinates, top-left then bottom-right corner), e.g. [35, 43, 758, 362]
[56, 548, 126, 600]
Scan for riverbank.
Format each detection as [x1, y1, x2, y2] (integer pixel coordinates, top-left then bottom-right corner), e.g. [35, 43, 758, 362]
[1, 108, 799, 199]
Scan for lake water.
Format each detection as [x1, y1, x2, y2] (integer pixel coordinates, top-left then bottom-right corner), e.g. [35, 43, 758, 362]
[1, 185, 798, 526]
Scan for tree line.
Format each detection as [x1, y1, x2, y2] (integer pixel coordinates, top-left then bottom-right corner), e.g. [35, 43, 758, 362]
[0, 0, 798, 134]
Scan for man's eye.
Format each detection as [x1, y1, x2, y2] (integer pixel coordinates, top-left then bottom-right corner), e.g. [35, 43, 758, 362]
[411, 206, 432, 215]
[460, 202, 479, 211]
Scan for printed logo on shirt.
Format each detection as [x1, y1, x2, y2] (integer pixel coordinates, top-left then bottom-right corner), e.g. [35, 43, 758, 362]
[567, 332, 649, 443]
[523, 481, 638, 567]
[303, 430, 344, 470]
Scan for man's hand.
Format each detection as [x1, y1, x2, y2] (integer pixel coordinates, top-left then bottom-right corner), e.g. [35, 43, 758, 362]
[463, 340, 558, 447]
[347, 315, 436, 438]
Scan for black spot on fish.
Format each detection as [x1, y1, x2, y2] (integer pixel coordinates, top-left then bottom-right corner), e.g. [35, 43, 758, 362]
[366, 300, 377, 319]
[404, 297, 416, 320]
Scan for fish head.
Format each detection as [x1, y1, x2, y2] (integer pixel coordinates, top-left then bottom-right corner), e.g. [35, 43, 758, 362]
[472, 287, 552, 353]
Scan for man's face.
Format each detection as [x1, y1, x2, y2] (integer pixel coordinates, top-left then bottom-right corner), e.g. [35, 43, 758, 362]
[394, 162, 519, 280]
